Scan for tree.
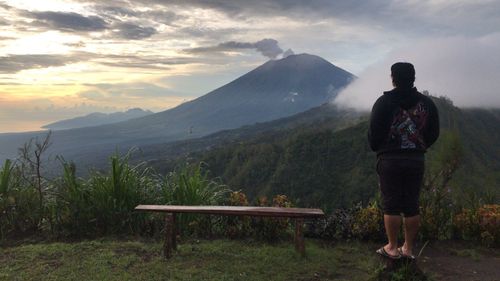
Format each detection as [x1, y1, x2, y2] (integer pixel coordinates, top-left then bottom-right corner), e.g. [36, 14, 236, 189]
[18, 131, 52, 211]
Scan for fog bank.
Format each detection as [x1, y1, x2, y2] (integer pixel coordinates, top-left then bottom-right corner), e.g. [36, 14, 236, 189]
[334, 34, 500, 110]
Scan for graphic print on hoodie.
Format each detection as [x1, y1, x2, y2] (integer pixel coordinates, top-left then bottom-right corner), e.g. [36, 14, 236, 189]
[387, 102, 428, 150]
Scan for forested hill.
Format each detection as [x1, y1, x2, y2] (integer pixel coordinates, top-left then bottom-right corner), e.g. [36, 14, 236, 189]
[174, 96, 500, 210]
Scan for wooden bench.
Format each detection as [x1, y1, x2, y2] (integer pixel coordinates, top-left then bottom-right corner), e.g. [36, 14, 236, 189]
[135, 205, 325, 258]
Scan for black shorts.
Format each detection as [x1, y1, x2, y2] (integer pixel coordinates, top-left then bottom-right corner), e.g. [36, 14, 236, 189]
[377, 158, 424, 217]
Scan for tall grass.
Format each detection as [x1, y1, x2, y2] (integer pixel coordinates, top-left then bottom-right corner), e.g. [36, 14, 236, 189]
[0, 159, 13, 196]
[49, 159, 91, 236]
[0, 159, 39, 238]
[161, 163, 229, 205]
[158, 163, 230, 235]
[84, 153, 161, 235]
[46, 153, 162, 237]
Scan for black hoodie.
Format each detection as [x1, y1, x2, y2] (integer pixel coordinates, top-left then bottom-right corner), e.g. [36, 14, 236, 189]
[368, 87, 439, 157]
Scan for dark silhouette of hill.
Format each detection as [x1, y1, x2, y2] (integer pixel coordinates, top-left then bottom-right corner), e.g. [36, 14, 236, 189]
[0, 54, 354, 167]
[42, 108, 153, 130]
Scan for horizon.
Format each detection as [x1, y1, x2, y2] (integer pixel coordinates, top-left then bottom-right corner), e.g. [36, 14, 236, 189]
[1, 0, 500, 133]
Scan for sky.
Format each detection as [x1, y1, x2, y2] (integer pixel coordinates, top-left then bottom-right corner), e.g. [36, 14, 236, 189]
[1, 0, 500, 132]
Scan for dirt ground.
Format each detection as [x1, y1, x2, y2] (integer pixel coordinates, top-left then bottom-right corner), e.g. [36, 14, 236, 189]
[418, 241, 500, 281]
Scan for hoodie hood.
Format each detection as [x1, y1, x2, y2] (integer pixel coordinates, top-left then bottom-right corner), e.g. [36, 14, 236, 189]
[384, 87, 421, 110]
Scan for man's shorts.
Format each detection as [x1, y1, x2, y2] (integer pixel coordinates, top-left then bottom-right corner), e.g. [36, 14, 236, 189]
[376, 158, 425, 217]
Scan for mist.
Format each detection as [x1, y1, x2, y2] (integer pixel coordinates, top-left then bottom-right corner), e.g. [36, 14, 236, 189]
[333, 34, 500, 110]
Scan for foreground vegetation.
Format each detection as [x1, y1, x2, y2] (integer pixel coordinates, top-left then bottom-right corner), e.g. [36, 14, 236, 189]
[0, 129, 498, 246]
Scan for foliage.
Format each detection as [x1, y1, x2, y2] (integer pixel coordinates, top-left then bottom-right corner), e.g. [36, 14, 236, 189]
[252, 194, 293, 242]
[454, 204, 500, 247]
[201, 121, 377, 211]
[351, 202, 384, 240]
[420, 130, 463, 240]
[308, 202, 381, 241]
[218, 192, 294, 241]
[223, 191, 252, 238]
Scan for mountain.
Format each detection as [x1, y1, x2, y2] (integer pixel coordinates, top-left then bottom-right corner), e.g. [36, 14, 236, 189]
[42, 108, 153, 130]
[0, 54, 355, 168]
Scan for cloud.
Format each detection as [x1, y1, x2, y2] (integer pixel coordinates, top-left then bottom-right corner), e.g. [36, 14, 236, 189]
[334, 34, 500, 109]
[16, 8, 160, 41]
[0, 52, 204, 73]
[106, 0, 500, 38]
[96, 54, 206, 69]
[0, 54, 83, 73]
[26, 11, 108, 32]
[64, 41, 86, 48]
[112, 22, 157, 40]
[98, 5, 139, 17]
[185, 38, 284, 59]
[93, 4, 182, 24]
[80, 82, 196, 99]
[178, 26, 243, 40]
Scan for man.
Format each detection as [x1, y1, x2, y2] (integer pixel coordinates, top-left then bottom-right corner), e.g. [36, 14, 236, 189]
[368, 62, 439, 259]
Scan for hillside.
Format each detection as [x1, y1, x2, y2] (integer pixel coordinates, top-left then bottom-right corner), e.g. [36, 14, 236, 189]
[147, 96, 499, 210]
[133, 102, 365, 174]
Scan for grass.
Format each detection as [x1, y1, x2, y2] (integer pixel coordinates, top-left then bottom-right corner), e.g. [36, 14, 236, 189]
[0, 238, 381, 281]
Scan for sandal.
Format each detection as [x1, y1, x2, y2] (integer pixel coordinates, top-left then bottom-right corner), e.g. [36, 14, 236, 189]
[397, 247, 416, 260]
[376, 247, 401, 259]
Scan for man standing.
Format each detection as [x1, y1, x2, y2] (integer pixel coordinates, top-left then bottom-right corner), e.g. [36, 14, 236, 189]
[368, 62, 439, 259]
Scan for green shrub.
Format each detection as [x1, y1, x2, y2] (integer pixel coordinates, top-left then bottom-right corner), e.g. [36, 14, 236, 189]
[454, 204, 500, 246]
[351, 202, 384, 240]
[252, 194, 293, 242]
[223, 191, 252, 238]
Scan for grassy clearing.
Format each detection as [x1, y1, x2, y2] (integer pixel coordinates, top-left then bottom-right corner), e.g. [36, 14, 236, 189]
[0, 238, 381, 281]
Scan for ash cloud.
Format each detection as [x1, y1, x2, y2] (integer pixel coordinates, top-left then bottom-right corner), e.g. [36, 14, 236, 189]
[283, 48, 295, 57]
[334, 34, 500, 109]
[186, 38, 284, 59]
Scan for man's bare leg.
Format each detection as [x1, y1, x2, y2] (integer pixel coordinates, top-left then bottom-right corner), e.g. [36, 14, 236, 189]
[402, 215, 420, 256]
[383, 214, 402, 256]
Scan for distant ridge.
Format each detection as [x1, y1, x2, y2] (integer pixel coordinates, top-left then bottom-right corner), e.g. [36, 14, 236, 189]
[42, 108, 153, 130]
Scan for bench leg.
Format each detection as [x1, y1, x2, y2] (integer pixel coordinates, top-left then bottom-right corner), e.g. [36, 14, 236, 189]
[164, 213, 175, 259]
[172, 213, 177, 251]
[294, 218, 305, 257]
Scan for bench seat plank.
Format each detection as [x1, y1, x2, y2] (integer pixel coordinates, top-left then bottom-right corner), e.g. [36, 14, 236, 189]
[135, 205, 324, 218]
